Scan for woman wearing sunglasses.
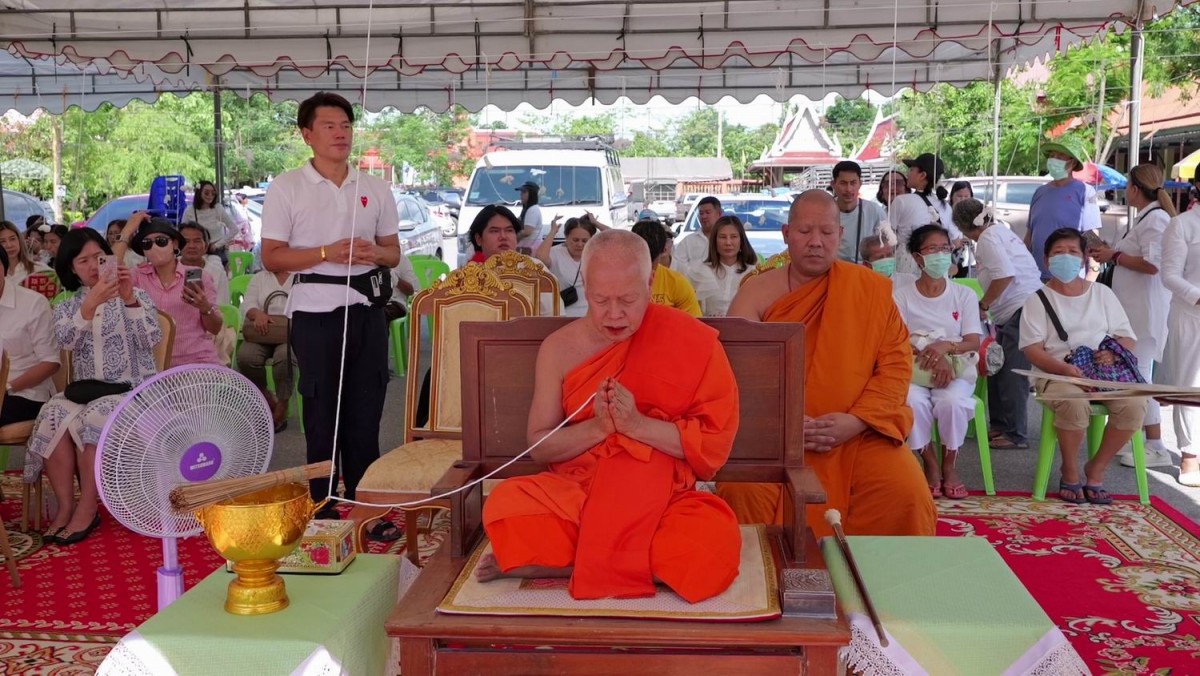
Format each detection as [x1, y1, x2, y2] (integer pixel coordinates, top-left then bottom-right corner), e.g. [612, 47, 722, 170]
[115, 213, 224, 366]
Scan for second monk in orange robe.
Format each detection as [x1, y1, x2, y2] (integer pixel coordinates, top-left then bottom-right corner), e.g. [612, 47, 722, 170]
[480, 230, 741, 602]
[716, 190, 937, 539]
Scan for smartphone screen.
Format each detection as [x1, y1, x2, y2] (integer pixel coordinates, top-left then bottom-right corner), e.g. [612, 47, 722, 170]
[185, 268, 203, 286]
[98, 255, 118, 282]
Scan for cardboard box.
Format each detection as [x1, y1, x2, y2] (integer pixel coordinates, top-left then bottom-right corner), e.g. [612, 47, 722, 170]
[226, 519, 357, 575]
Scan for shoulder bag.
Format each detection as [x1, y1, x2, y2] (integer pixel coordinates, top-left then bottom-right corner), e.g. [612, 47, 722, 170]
[1034, 289, 1144, 388]
[242, 289, 290, 345]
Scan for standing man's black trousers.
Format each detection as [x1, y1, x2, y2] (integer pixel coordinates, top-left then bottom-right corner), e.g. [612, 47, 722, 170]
[291, 304, 389, 503]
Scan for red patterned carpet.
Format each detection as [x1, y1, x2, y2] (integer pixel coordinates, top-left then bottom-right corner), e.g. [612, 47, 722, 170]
[937, 494, 1200, 674]
[0, 472, 447, 674]
[3, 473, 1199, 674]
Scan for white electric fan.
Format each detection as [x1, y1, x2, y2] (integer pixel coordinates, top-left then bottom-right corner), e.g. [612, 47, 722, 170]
[96, 364, 274, 610]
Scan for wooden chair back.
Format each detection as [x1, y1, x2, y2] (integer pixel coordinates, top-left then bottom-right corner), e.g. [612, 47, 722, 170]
[155, 310, 176, 371]
[406, 264, 532, 442]
[740, 250, 791, 287]
[451, 317, 812, 559]
[483, 251, 561, 316]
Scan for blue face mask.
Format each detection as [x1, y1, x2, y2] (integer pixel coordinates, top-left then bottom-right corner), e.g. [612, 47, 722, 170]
[1048, 254, 1082, 283]
[920, 252, 953, 279]
[870, 257, 896, 278]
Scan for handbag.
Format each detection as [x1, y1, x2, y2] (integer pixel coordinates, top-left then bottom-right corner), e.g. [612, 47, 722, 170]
[241, 290, 289, 345]
[909, 330, 979, 388]
[978, 324, 1004, 377]
[63, 379, 132, 405]
[559, 262, 582, 307]
[1034, 290, 1145, 389]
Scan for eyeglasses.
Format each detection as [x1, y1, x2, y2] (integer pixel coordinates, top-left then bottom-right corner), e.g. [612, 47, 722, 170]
[919, 245, 953, 254]
[146, 236, 174, 249]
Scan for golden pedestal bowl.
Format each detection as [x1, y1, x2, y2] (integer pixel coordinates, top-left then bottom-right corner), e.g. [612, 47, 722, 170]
[195, 483, 321, 615]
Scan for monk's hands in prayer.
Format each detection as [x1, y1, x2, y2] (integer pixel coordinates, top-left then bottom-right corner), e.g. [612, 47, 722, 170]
[604, 379, 644, 436]
[804, 413, 868, 452]
[593, 379, 618, 436]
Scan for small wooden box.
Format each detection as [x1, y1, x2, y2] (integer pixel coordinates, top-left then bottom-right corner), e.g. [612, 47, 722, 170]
[780, 568, 837, 618]
[226, 520, 357, 575]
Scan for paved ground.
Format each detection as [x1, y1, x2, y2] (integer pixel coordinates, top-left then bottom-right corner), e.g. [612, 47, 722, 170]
[7, 238, 1199, 525]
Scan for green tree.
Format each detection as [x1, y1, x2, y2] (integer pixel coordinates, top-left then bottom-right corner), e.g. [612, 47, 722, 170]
[824, 96, 876, 156]
[622, 129, 672, 157]
[366, 107, 472, 186]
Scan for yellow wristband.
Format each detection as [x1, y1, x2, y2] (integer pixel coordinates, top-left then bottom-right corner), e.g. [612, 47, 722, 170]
[320, 246, 327, 262]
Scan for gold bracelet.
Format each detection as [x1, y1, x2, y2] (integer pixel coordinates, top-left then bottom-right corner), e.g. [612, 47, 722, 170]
[320, 246, 327, 262]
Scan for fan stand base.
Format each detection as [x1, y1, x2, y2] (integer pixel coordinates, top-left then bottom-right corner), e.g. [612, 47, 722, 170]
[226, 559, 290, 616]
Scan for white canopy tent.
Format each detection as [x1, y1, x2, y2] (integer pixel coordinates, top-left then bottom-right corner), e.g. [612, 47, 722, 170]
[1, 0, 1189, 114]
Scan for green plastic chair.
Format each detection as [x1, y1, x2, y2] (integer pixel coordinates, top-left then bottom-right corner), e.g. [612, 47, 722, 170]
[389, 256, 450, 376]
[928, 395, 995, 495]
[953, 277, 984, 301]
[952, 277, 990, 437]
[390, 317, 409, 377]
[228, 274, 253, 308]
[228, 251, 254, 278]
[1032, 403, 1149, 505]
[411, 256, 450, 290]
[51, 290, 74, 307]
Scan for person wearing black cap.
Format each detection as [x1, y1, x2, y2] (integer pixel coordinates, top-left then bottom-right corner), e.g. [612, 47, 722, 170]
[116, 212, 225, 367]
[515, 181, 545, 252]
[889, 152, 962, 275]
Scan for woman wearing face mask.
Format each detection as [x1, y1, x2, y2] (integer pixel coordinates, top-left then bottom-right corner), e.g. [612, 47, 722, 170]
[535, 214, 599, 318]
[892, 224, 983, 499]
[1091, 164, 1177, 470]
[1025, 138, 1103, 282]
[1020, 228, 1147, 505]
[953, 199, 1042, 449]
[118, 213, 224, 366]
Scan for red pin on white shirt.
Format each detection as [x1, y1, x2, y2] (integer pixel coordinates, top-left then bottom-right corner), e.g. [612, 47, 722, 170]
[952, 311, 960, 320]
[361, 196, 368, 207]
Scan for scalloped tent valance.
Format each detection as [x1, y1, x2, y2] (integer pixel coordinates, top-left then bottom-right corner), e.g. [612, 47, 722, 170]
[0, 0, 1190, 114]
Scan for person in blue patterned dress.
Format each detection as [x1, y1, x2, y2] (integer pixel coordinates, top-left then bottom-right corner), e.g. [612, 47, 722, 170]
[25, 229, 162, 545]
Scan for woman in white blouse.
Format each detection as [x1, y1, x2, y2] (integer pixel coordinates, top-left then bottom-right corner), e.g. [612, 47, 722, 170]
[0, 247, 61, 427]
[1020, 228, 1147, 505]
[1, 220, 53, 286]
[686, 215, 758, 317]
[237, 269, 294, 432]
[1161, 204, 1200, 486]
[1091, 163, 1176, 469]
[535, 215, 598, 318]
[181, 181, 239, 264]
[893, 224, 982, 500]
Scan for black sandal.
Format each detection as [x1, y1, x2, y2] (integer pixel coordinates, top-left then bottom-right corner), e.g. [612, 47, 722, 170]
[367, 521, 402, 543]
[1082, 484, 1113, 505]
[1058, 481, 1086, 505]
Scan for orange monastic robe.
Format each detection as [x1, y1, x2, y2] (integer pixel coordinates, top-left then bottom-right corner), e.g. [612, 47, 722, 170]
[483, 305, 742, 602]
[715, 262, 936, 539]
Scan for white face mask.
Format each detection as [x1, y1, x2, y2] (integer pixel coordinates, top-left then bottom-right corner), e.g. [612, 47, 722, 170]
[1046, 158, 1072, 181]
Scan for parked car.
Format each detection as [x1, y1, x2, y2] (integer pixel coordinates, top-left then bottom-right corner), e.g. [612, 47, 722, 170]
[674, 194, 792, 260]
[394, 193, 445, 259]
[647, 198, 677, 224]
[3, 189, 54, 229]
[421, 188, 462, 221]
[675, 193, 703, 223]
[939, 176, 1127, 241]
[83, 194, 153, 231]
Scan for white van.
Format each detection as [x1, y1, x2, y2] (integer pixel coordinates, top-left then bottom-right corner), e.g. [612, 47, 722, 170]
[458, 146, 630, 243]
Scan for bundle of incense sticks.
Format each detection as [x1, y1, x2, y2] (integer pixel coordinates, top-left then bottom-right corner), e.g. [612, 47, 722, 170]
[169, 461, 333, 512]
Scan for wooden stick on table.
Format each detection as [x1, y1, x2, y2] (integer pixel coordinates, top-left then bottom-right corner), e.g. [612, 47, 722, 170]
[825, 509, 886, 647]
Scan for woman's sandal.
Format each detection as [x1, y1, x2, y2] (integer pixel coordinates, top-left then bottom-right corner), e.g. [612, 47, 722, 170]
[928, 483, 943, 499]
[1081, 484, 1113, 505]
[989, 436, 1028, 450]
[1058, 481, 1087, 505]
[942, 482, 969, 500]
[367, 521, 403, 543]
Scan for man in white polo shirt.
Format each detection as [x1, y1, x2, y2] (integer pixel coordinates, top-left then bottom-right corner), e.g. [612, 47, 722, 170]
[261, 92, 401, 519]
[671, 196, 721, 272]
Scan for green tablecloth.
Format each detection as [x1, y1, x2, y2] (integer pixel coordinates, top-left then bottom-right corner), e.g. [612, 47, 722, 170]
[100, 554, 400, 676]
[822, 536, 1087, 675]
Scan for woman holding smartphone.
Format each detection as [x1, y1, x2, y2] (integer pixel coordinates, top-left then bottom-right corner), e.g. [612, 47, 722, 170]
[24, 229, 162, 545]
[116, 213, 224, 366]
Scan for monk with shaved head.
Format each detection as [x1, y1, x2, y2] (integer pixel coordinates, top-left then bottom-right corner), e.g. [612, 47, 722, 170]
[717, 190, 936, 538]
[479, 229, 742, 602]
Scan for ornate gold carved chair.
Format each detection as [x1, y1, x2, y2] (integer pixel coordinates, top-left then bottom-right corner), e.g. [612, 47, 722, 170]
[739, 250, 791, 287]
[483, 251, 561, 316]
[352, 265, 532, 562]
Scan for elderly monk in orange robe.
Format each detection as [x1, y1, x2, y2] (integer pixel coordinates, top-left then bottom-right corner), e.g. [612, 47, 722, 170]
[478, 230, 742, 602]
[716, 190, 936, 539]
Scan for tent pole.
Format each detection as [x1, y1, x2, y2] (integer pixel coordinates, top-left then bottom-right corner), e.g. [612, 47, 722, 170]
[213, 77, 226, 207]
[989, 45, 1002, 205]
[0, 158, 6, 222]
[1127, 19, 1145, 171]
